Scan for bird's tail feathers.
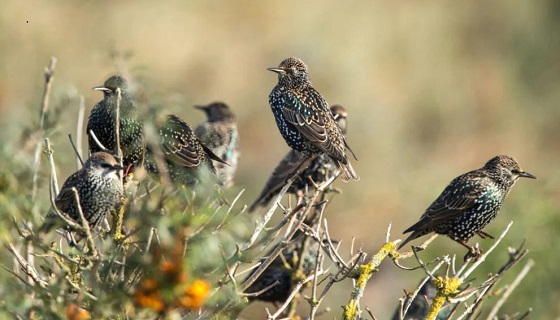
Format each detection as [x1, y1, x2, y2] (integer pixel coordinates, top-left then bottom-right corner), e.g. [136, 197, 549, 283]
[337, 161, 359, 182]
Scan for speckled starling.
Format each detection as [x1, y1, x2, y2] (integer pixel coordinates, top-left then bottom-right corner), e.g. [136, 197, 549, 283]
[249, 105, 349, 212]
[244, 239, 318, 304]
[399, 155, 536, 253]
[87, 75, 144, 169]
[267, 57, 358, 182]
[40, 152, 125, 233]
[194, 102, 239, 188]
[144, 114, 228, 187]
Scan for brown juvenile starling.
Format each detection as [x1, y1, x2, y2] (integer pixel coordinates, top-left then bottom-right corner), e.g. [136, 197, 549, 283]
[40, 152, 125, 234]
[249, 105, 349, 212]
[87, 75, 144, 170]
[144, 114, 228, 187]
[399, 155, 536, 254]
[194, 102, 239, 188]
[267, 57, 358, 182]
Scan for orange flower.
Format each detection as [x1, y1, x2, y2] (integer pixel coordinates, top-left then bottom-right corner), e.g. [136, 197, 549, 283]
[133, 278, 165, 312]
[65, 303, 91, 320]
[176, 280, 210, 309]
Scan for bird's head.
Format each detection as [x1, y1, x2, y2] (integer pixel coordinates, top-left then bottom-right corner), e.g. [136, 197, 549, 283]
[93, 75, 128, 97]
[329, 104, 348, 134]
[485, 155, 536, 181]
[268, 57, 310, 87]
[85, 152, 126, 178]
[195, 102, 235, 123]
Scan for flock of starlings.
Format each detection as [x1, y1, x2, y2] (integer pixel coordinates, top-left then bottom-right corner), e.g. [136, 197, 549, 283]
[38, 56, 536, 304]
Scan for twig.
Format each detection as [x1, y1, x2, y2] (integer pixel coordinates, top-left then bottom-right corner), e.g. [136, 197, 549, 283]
[6, 242, 48, 287]
[32, 56, 57, 204]
[68, 134, 84, 167]
[458, 222, 513, 281]
[88, 130, 109, 152]
[114, 87, 123, 176]
[76, 95, 85, 167]
[485, 259, 535, 320]
[45, 138, 60, 196]
[342, 241, 399, 320]
[269, 269, 327, 319]
[240, 178, 293, 252]
[71, 188, 98, 257]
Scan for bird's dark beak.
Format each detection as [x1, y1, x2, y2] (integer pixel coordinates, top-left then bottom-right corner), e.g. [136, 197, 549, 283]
[93, 86, 111, 92]
[517, 171, 536, 179]
[194, 105, 207, 111]
[267, 67, 286, 74]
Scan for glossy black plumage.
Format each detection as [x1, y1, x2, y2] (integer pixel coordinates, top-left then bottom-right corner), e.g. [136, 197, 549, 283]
[267, 57, 358, 182]
[249, 105, 349, 212]
[399, 155, 536, 252]
[40, 152, 124, 233]
[87, 75, 144, 169]
[194, 102, 239, 188]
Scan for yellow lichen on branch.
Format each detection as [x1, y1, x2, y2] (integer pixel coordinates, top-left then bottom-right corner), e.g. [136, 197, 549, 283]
[342, 241, 399, 320]
[425, 276, 462, 320]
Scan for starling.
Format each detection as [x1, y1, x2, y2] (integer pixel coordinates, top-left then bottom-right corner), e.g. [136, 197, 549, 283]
[40, 152, 125, 234]
[144, 114, 228, 187]
[399, 155, 536, 253]
[249, 105, 349, 212]
[194, 102, 239, 188]
[87, 75, 144, 170]
[244, 239, 318, 304]
[267, 57, 358, 182]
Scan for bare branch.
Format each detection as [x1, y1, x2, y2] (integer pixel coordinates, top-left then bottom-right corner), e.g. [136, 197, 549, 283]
[32, 56, 57, 204]
[75, 95, 86, 167]
[485, 259, 535, 320]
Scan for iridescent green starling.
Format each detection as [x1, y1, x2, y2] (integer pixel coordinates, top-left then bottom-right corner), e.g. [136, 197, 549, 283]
[267, 57, 358, 182]
[249, 105, 349, 212]
[40, 152, 125, 234]
[244, 239, 318, 304]
[144, 114, 228, 187]
[87, 75, 144, 169]
[399, 155, 536, 253]
[194, 102, 239, 188]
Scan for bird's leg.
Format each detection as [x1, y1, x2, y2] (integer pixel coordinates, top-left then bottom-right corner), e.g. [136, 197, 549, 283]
[477, 231, 495, 239]
[455, 239, 482, 261]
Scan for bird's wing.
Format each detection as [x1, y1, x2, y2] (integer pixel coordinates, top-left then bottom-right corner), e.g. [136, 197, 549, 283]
[54, 170, 86, 213]
[405, 175, 488, 233]
[159, 115, 202, 168]
[249, 151, 313, 212]
[282, 90, 347, 163]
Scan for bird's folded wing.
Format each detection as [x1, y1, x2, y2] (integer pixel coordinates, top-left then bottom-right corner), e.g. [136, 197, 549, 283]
[282, 91, 346, 162]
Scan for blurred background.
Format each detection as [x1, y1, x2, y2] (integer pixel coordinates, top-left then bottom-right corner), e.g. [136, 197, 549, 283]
[1, 0, 559, 318]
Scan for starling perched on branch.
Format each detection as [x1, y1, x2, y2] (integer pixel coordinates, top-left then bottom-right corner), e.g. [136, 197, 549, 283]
[249, 105, 349, 212]
[87, 75, 144, 169]
[399, 155, 536, 254]
[40, 152, 125, 234]
[194, 102, 239, 188]
[267, 57, 358, 182]
[87, 75, 226, 187]
[144, 114, 228, 187]
[244, 239, 318, 304]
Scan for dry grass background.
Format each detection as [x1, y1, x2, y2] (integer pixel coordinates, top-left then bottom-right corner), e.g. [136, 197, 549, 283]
[1, 0, 559, 318]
